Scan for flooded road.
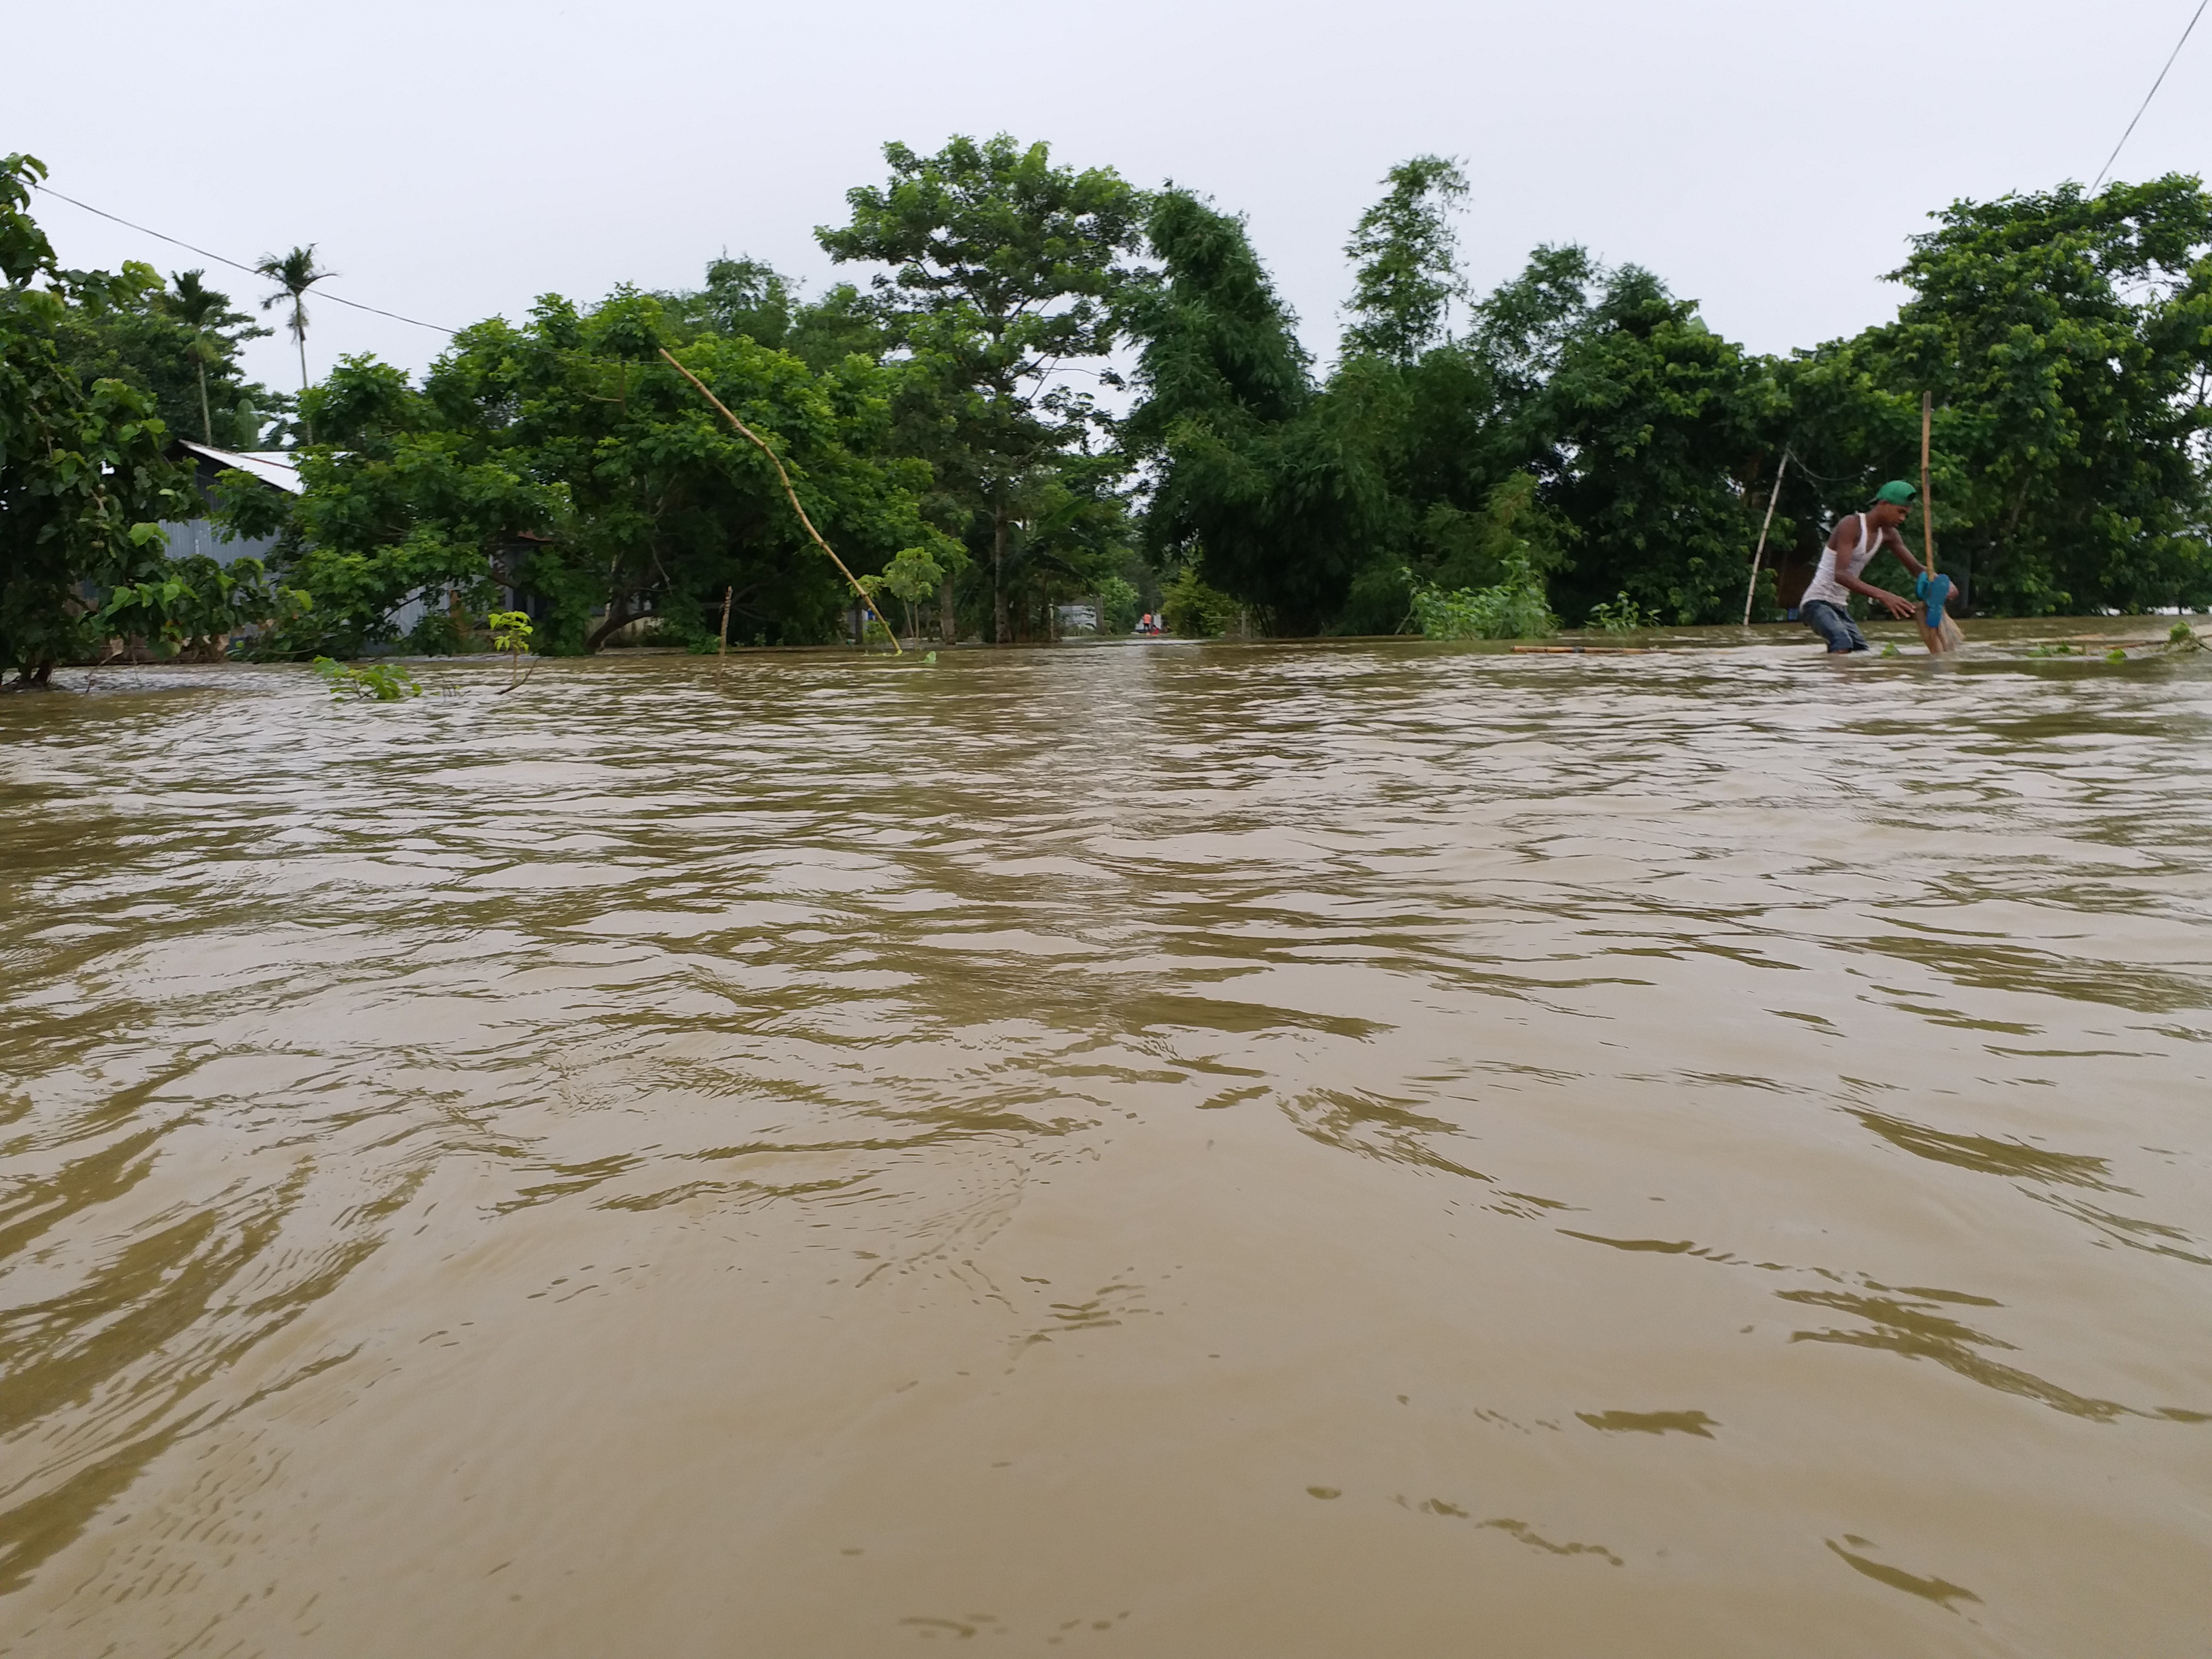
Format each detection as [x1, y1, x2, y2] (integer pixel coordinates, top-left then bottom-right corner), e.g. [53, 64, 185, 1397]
[3, 625, 2209, 1656]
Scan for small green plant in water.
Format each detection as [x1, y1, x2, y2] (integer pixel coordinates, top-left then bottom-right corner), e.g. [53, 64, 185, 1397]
[313, 656, 422, 702]
[1880, 643, 1901, 658]
[2028, 643, 2080, 657]
[488, 609, 536, 693]
[2166, 621, 2205, 652]
[1587, 591, 1660, 633]
[2106, 647, 2128, 662]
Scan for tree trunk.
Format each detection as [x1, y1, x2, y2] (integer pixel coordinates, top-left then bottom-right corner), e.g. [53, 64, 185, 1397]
[991, 506, 1010, 644]
[585, 594, 642, 652]
[296, 317, 312, 445]
[196, 362, 213, 446]
[939, 576, 956, 644]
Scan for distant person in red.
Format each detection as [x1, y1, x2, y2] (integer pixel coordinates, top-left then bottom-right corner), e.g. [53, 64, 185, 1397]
[1800, 481, 1925, 653]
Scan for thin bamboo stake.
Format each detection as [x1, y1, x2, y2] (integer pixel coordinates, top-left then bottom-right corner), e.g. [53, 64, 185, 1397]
[1743, 447, 1790, 626]
[657, 348, 901, 655]
[717, 584, 732, 684]
[1919, 391, 1962, 654]
[1921, 393, 1935, 578]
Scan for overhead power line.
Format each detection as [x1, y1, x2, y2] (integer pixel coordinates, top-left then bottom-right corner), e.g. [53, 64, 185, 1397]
[2093, 0, 2210, 191]
[29, 181, 459, 334]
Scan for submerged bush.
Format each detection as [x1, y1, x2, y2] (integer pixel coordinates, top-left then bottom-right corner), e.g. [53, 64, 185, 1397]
[313, 656, 422, 701]
[1407, 555, 1557, 640]
[1587, 591, 1660, 632]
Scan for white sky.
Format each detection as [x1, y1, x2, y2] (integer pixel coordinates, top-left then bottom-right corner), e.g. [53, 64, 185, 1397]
[19, 0, 2212, 403]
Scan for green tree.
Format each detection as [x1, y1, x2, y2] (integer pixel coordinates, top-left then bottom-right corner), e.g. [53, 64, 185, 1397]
[877, 543, 945, 643]
[817, 134, 1146, 642]
[1786, 176, 2212, 613]
[241, 287, 959, 657]
[1123, 190, 1397, 634]
[1513, 263, 1779, 623]
[165, 269, 257, 445]
[1342, 156, 1468, 364]
[0, 154, 196, 682]
[255, 244, 332, 442]
[47, 261, 278, 452]
[1126, 187, 1557, 637]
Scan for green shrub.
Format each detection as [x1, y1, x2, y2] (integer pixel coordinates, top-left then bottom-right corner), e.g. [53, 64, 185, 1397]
[1407, 555, 1556, 640]
[1160, 565, 1238, 637]
[1586, 591, 1660, 632]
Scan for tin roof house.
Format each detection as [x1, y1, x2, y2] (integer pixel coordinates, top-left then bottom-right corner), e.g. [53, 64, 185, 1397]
[160, 440, 301, 566]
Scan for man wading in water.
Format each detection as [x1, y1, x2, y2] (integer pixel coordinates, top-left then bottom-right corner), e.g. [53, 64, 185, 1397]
[1800, 481, 1925, 653]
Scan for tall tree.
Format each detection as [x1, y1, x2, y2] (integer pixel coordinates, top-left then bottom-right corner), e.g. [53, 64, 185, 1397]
[1341, 156, 1469, 364]
[164, 269, 250, 445]
[255, 244, 332, 442]
[49, 262, 277, 451]
[1527, 264, 1779, 623]
[1123, 190, 1399, 634]
[0, 154, 198, 682]
[171, 269, 222, 445]
[817, 135, 1145, 642]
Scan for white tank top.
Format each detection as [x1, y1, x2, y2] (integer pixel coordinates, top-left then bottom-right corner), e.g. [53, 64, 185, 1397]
[1802, 514, 1877, 607]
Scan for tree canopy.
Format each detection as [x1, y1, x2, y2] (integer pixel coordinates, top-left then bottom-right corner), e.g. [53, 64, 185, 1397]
[7, 140, 2209, 681]
[817, 135, 1148, 642]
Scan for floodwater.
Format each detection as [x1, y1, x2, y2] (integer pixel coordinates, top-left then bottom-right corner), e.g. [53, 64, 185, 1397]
[2, 620, 2208, 1658]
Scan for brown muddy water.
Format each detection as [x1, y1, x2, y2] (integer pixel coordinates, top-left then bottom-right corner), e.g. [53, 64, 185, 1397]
[2, 620, 2209, 1657]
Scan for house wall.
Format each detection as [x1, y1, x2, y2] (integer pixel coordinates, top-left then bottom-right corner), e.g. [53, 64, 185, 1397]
[161, 518, 282, 567]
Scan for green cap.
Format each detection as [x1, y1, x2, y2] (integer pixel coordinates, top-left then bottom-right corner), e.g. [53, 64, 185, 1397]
[1874, 480, 1918, 505]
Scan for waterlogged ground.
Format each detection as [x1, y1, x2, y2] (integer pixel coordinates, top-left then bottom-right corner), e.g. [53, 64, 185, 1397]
[2, 618, 2208, 1657]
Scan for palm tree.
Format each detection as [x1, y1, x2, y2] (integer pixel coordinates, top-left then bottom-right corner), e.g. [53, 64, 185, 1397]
[254, 244, 333, 444]
[166, 269, 230, 446]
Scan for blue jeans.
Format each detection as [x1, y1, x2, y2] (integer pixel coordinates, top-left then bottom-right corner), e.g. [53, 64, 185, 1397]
[1801, 599, 1868, 653]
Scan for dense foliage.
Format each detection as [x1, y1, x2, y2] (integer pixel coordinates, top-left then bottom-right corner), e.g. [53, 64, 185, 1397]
[255, 292, 963, 656]
[1131, 169, 2212, 630]
[6, 139, 2209, 679]
[1, 153, 287, 683]
[1784, 179, 2212, 614]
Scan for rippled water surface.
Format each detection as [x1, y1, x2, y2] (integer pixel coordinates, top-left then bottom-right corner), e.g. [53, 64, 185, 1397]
[3, 625, 2210, 1657]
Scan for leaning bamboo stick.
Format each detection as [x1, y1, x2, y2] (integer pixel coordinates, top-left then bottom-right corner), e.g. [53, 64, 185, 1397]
[658, 348, 901, 655]
[1743, 447, 1790, 626]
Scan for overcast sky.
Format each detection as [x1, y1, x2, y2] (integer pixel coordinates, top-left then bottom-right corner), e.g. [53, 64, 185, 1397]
[16, 0, 2212, 402]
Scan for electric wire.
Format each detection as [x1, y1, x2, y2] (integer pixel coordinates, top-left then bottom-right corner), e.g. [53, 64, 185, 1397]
[29, 180, 460, 334]
[2092, 0, 2209, 191]
[24, 179, 836, 398]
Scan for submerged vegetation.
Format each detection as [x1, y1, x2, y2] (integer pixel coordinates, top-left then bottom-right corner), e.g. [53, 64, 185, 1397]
[1406, 557, 1557, 641]
[6, 140, 2212, 684]
[312, 655, 422, 701]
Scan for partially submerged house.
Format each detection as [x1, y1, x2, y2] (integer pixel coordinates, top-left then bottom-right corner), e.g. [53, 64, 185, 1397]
[160, 441, 301, 565]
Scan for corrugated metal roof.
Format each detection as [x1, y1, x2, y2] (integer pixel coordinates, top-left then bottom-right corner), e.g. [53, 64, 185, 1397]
[177, 441, 304, 496]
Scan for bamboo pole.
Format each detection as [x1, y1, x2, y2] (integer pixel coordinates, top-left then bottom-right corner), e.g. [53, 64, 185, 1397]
[657, 348, 901, 655]
[1920, 393, 1935, 577]
[716, 584, 732, 684]
[1743, 447, 1790, 626]
[1919, 392, 1962, 654]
